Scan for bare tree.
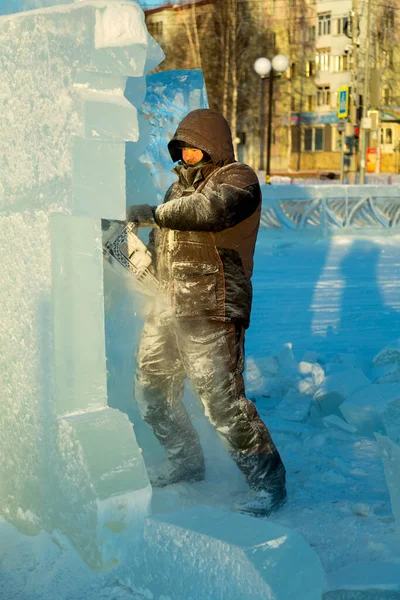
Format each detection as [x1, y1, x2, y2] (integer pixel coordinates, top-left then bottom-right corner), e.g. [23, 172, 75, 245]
[149, 0, 275, 162]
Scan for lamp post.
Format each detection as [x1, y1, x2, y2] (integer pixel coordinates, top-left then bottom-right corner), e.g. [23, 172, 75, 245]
[254, 54, 289, 184]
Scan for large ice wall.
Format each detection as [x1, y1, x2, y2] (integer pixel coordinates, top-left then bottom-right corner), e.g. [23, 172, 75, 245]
[0, 1, 163, 570]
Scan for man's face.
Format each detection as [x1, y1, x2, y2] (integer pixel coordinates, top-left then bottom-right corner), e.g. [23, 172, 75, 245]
[182, 147, 204, 165]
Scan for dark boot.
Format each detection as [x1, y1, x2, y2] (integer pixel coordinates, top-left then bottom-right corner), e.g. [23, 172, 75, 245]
[234, 485, 287, 517]
[148, 455, 205, 488]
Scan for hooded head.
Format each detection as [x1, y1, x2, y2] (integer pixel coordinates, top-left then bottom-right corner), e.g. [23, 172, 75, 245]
[168, 109, 235, 166]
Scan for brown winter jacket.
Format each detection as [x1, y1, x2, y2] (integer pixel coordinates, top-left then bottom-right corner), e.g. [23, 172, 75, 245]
[151, 109, 261, 329]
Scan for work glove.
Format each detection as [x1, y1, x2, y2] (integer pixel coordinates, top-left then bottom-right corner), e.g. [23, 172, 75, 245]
[126, 204, 158, 227]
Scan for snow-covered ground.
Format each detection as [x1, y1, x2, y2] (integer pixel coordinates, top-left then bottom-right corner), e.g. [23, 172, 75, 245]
[2, 232, 400, 598]
[247, 233, 400, 594]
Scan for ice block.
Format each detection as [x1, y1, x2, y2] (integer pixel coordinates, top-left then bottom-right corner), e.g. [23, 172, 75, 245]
[376, 434, 400, 534]
[125, 69, 209, 205]
[138, 506, 327, 600]
[0, 1, 163, 570]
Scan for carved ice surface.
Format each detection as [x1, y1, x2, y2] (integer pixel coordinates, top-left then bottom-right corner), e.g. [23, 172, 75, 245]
[313, 369, 371, 416]
[137, 506, 327, 600]
[125, 69, 209, 206]
[0, 1, 163, 570]
[376, 435, 400, 534]
[340, 383, 400, 438]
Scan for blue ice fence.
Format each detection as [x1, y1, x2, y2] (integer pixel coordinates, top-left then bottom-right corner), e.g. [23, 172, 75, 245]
[261, 185, 400, 230]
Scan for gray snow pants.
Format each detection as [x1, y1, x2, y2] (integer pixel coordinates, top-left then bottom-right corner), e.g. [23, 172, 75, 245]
[135, 314, 286, 493]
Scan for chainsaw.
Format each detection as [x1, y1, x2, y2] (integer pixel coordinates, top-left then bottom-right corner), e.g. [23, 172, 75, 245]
[102, 220, 159, 296]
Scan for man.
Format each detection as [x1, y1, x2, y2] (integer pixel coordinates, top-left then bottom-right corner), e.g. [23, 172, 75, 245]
[127, 109, 286, 515]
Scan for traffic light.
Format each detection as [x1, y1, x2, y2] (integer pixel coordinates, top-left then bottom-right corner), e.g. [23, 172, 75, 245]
[354, 125, 360, 151]
[342, 123, 358, 166]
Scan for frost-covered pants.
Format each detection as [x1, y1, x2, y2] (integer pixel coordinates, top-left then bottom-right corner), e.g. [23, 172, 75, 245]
[135, 314, 286, 493]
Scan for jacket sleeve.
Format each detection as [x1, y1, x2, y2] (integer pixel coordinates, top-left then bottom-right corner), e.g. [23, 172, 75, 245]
[155, 166, 261, 232]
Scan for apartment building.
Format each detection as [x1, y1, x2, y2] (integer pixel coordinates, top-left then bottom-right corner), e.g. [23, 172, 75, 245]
[288, 0, 351, 171]
[289, 0, 400, 173]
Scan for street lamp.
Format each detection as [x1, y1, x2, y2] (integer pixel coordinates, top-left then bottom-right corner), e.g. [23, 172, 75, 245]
[254, 54, 289, 184]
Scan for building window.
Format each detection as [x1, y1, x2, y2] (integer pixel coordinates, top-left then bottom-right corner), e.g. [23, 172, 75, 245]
[384, 49, 394, 69]
[303, 127, 325, 151]
[148, 21, 163, 37]
[384, 9, 395, 29]
[305, 60, 316, 77]
[304, 128, 313, 151]
[307, 94, 316, 111]
[331, 55, 349, 72]
[316, 50, 331, 71]
[318, 13, 331, 36]
[336, 17, 346, 35]
[317, 85, 331, 106]
[308, 26, 316, 41]
[382, 87, 393, 105]
[380, 128, 394, 144]
[315, 128, 324, 151]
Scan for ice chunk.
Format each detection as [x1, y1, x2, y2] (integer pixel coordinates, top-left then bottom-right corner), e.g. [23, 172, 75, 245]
[141, 506, 326, 600]
[312, 362, 325, 388]
[0, 1, 160, 219]
[313, 369, 371, 416]
[245, 357, 267, 395]
[278, 342, 299, 378]
[340, 384, 400, 437]
[371, 363, 400, 384]
[298, 361, 313, 375]
[376, 435, 400, 533]
[296, 376, 316, 396]
[61, 407, 148, 500]
[276, 390, 311, 422]
[323, 415, 357, 434]
[373, 339, 400, 367]
[332, 353, 366, 370]
[263, 355, 280, 376]
[0, 1, 71, 14]
[95, 2, 147, 49]
[326, 561, 400, 600]
[127, 69, 209, 201]
[382, 398, 400, 444]
[124, 69, 208, 210]
[51, 215, 107, 415]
